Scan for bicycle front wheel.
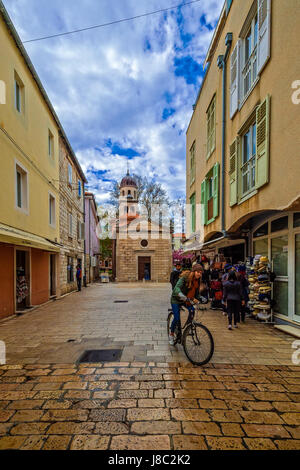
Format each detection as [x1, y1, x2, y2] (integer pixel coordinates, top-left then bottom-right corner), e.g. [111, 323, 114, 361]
[182, 322, 214, 365]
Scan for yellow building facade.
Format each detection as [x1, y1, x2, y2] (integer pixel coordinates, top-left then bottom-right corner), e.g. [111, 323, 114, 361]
[186, 0, 300, 328]
[0, 3, 84, 318]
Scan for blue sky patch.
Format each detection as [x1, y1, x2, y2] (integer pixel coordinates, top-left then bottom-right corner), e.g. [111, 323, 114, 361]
[162, 107, 176, 120]
[173, 56, 203, 85]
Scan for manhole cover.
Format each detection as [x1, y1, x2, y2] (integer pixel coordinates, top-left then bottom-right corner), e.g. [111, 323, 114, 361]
[78, 349, 123, 363]
[114, 300, 128, 303]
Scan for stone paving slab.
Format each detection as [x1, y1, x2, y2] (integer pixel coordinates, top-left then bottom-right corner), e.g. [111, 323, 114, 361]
[0, 283, 297, 365]
[0, 362, 299, 450]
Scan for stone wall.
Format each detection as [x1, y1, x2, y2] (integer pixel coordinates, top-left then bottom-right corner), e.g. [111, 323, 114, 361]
[116, 227, 172, 282]
[59, 138, 85, 296]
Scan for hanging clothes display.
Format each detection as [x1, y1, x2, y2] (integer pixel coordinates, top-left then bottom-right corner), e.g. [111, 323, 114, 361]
[16, 272, 28, 304]
[246, 255, 274, 322]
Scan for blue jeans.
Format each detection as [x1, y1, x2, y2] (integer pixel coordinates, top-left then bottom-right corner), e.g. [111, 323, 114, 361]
[171, 304, 194, 333]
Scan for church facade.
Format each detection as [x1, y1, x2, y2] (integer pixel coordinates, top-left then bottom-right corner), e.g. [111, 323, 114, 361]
[113, 172, 172, 282]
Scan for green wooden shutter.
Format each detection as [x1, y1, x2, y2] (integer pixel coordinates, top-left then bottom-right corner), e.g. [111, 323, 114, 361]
[190, 193, 196, 233]
[201, 180, 207, 226]
[255, 95, 270, 189]
[213, 162, 219, 218]
[229, 139, 238, 206]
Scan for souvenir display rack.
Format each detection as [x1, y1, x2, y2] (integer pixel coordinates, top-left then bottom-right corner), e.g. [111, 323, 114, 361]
[246, 255, 274, 324]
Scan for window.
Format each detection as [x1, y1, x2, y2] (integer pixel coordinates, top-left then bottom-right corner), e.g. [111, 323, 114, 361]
[67, 257, 73, 283]
[190, 141, 195, 185]
[271, 216, 288, 233]
[230, 0, 271, 116]
[14, 71, 24, 114]
[230, 95, 270, 206]
[49, 194, 55, 226]
[253, 222, 268, 238]
[141, 239, 148, 248]
[15, 163, 28, 212]
[206, 95, 216, 159]
[68, 212, 72, 237]
[241, 122, 256, 195]
[242, 14, 258, 99]
[190, 193, 196, 233]
[48, 130, 54, 157]
[201, 163, 219, 225]
[68, 164, 72, 186]
[78, 180, 81, 197]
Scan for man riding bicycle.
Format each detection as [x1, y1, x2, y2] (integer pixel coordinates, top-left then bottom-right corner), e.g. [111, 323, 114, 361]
[169, 264, 206, 345]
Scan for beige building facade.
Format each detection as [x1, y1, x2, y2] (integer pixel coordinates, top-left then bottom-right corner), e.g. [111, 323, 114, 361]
[186, 0, 300, 327]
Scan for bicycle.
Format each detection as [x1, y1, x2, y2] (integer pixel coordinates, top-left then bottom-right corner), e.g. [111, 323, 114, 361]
[167, 299, 214, 366]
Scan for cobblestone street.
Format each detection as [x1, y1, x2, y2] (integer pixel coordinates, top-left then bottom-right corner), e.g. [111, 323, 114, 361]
[0, 283, 299, 450]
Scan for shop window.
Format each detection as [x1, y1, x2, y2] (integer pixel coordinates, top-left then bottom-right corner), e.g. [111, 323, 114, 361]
[253, 222, 268, 238]
[271, 216, 288, 233]
[273, 281, 288, 316]
[253, 238, 268, 257]
[271, 236, 288, 277]
[293, 213, 300, 228]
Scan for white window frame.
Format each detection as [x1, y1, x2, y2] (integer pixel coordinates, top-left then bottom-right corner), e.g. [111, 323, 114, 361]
[68, 163, 72, 187]
[241, 14, 259, 103]
[241, 122, 257, 196]
[14, 71, 24, 115]
[15, 160, 29, 214]
[49, 192, 56, 228]
[48, 130, 54, 157]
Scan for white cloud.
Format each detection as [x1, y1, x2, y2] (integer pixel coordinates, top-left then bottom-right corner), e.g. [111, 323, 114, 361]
[3, 0, 224, 203]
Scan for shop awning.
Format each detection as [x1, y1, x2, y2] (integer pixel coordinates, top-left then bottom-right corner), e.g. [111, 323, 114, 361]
[0, 224, 60, 252]
[182, 236, 246, 253]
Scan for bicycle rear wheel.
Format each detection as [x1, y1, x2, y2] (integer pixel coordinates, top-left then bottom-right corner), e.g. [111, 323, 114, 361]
[182, 322, 214, 365]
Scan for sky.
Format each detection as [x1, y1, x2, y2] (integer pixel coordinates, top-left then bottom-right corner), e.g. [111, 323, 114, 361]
[4, 0, 224, 205]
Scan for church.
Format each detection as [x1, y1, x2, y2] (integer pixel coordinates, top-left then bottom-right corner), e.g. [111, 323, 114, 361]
[112, 171, 172, 282]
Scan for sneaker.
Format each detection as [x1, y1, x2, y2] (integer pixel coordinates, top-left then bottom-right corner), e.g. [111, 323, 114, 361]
[233, 324, 238, 328]
[228, 325, 232, 330]
[169, 335, 175, 345]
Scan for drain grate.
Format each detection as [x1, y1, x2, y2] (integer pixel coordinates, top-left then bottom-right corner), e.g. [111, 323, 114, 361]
[78, 349, 123, 363]
[114, 300, 128, 303]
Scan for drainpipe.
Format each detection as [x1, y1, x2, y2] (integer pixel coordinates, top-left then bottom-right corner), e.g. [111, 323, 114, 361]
[83, 185, 87, 287]
[217, 32, 232, 237]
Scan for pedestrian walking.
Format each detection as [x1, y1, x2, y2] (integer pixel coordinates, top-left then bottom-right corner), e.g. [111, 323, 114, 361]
[223, 271, 244, 330]
[170, 263, 182, 289]
[76, 264, 82, 291]
[236, 265, 249, 322]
